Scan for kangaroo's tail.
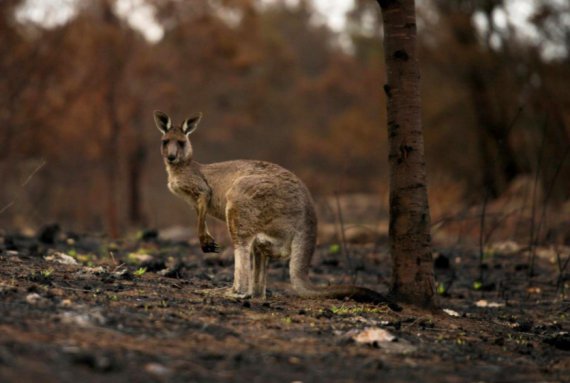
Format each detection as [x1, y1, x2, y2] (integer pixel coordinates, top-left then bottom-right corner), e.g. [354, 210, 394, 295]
[292, 278, 392, 304]
[289, 212, 393, 305]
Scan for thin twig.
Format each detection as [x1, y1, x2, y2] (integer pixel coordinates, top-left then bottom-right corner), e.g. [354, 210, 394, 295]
[484, 207, 525, 244]
[432, 209, 520, 230]
[21, 159, 47, 186]
[528, 120, 548, 279]
[534, 144, 570, 254]
[332, 158, 357, 284]
[555, 248, 569, 295]
[0, 159, 47, 215]
[0, 201, 15, 215]
[334, 191, 355, 283]
[478, 190, 489, 283]
[504, 105, 524, 138]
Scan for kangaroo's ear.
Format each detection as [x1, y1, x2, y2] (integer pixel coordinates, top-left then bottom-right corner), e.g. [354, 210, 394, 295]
[154, 110, 172, 134]
[182, 112, 202, 136]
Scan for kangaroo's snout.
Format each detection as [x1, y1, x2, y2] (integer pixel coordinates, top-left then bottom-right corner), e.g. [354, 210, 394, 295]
[167, 154, 177, 163]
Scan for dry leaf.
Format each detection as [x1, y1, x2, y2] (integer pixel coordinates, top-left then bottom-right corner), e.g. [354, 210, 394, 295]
[351, 327, 396, 345]
[443, 308, 460, 317]
[475, 300, 505, 308]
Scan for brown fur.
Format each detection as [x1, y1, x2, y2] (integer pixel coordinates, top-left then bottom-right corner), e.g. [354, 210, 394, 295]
[154, 111, 389, 303]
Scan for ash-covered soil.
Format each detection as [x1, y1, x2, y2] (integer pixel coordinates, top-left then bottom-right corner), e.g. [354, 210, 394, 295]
[0, 225, 568, 383]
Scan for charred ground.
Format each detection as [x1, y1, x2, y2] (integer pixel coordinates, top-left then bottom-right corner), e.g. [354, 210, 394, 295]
[0, 225, 568, 383]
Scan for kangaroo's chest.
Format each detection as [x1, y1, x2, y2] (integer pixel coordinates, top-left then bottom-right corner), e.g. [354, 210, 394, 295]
[167, 176, 203, 206]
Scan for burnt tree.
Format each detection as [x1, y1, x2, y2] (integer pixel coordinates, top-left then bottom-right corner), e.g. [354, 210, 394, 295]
[377, 0, 435, 306]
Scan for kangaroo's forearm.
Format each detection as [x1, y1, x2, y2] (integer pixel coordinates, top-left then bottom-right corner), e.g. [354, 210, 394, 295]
[193, 192, 220, 252]
[195, 193, 210, 239]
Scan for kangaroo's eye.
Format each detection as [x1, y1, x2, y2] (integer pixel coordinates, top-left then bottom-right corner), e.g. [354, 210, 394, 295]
[162, 140, 168, 147]
[177, 141, 185, 148]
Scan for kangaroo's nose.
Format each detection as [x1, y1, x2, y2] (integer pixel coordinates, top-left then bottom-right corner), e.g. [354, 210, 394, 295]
[167, 154, 176, 162]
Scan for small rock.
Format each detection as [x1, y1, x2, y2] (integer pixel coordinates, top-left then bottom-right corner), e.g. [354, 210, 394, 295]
[26, 293, 47, 305]
[144, 362, 172, 377]
[38, 224, 60, 244]
[60, 308, 106, 327]
[45, 251, 78, 265]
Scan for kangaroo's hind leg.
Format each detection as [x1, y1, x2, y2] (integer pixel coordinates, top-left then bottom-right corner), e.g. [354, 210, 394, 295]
[225, 201, 255, 298]
[251, 242, 270, 299]
[229, 242, 253, 298]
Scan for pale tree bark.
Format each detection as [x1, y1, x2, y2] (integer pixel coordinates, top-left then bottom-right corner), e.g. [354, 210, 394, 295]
[376, 0, 435, 306]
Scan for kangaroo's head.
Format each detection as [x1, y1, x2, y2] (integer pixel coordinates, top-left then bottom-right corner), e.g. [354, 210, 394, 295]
[153, 110, 202, 166]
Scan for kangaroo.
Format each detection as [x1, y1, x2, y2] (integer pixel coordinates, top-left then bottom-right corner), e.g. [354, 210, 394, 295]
[154, 110, 388, 303]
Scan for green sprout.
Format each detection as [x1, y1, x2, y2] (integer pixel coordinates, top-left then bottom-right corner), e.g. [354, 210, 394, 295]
[329, 243, 341, 254]
[40, 268, 54, 278]
[134, 267, 147, 277]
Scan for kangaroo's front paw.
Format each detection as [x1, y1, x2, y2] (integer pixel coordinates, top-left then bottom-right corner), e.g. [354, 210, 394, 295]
[200, 235, 221, 253]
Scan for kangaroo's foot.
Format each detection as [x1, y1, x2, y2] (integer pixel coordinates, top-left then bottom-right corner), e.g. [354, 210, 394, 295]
[200, 234, 221, 253]
[196, 286, 251, 300]
[224, 289, 252, 300]
[197, 286, 233, 299]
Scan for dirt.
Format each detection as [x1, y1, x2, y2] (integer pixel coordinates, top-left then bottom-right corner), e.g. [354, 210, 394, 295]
[0, 226, 568, 383]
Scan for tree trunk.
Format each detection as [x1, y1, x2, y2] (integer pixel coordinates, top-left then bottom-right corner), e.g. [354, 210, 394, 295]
[377, 0, 435, 306]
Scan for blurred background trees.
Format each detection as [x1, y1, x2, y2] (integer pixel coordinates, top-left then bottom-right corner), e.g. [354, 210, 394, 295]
[0, 0, 568, 237]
